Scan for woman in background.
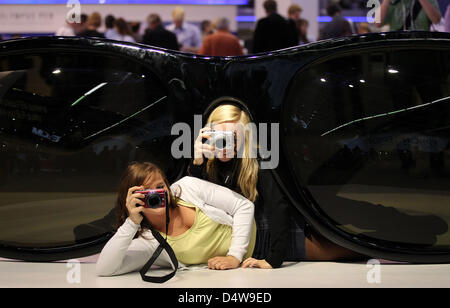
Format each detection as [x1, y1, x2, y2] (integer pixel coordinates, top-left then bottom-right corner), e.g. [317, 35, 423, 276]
[114, 18, 136, 43]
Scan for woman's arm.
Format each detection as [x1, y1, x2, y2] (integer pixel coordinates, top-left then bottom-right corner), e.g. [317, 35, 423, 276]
[419, 0, 442, 24]
[378, 0, 391, 26]
[173, 176, 254, 263]
[187, 159, 207, 179]
[96, 218, 172, 276]
[257, 169, 296, 269]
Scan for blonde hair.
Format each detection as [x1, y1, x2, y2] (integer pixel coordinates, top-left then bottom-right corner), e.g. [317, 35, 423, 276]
[288, 4, 303, 15]
[205, 103, 259, 202]
[172, 7, 185, 22]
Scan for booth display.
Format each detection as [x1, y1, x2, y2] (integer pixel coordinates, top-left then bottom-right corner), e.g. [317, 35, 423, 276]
[0, 32, 449, 262]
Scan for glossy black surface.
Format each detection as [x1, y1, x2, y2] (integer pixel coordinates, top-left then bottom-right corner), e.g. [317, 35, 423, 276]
[284, 47, 450, 252]
[0, 32, 450, 262]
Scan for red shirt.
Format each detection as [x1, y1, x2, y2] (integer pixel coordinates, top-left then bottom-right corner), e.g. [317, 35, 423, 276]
[198, 30, 244, 56]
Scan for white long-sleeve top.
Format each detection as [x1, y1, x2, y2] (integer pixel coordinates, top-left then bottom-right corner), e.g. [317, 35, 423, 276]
[96, 176, 254, 276]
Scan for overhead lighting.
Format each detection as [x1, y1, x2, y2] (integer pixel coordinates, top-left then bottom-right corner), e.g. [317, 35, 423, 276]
[359, 79, 366, 83]
[52, 69, 61, 75]
[320, 78, 327, 83]
[349, 84, 354, 88]
[388, 69, 399, 74]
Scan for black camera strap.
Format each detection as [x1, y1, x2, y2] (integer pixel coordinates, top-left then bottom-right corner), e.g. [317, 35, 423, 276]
[139, 199, 178, 283]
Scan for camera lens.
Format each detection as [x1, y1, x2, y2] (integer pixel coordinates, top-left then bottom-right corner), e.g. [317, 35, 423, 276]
[146, 193, 162, 208]
[214, 136, 227, 149]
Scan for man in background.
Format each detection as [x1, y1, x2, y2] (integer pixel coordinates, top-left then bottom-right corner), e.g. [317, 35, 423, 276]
[252, 0, 293, 53]
[104, 15, 120, 40]
[166, 7, 202, 53]
[287, 4, 303, 46]
[378, 0, 441, 31]
[319, 3, 352, 40]
[142, 14, 179, 50]
[198, 17, 243, 56]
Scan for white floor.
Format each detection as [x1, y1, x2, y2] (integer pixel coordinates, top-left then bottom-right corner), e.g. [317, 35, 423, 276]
[1, 259, 449, 288]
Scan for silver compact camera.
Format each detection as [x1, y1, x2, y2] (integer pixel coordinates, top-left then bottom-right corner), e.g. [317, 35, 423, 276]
[204, 130, 235, 150]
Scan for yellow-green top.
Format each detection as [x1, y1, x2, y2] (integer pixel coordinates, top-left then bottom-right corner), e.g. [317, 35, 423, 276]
[160, 199, 257, 265]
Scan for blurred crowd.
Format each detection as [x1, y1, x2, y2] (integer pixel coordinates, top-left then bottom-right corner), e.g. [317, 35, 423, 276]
[50, 1, 316, 56]
[1, 0, 448, 56]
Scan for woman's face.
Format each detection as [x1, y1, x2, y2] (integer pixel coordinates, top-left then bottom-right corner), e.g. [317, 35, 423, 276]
[211, 120, 245, 162]
[140, 171, 170, 219]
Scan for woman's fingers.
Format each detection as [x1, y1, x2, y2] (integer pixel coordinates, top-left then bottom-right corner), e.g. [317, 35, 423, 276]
[208, 257, 230, 270]
[201, 144, 215, 151]
[131, 206, 144, 214]
[195, 127, 212, 143]
[126, 194, 145, 211]
[242, 258, 258, 268]
[208, 256, 240, 270]
[127, 186, 144, 199]
[129, 193, 145, 202]
[208, 257, 217, 269]
[200, 132, 212, 140]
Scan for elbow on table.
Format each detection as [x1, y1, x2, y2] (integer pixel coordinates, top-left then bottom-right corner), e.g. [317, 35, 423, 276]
[95, 261, 118, 277]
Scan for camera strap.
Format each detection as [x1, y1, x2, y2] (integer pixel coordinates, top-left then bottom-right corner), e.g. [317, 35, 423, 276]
[139, 200, 178, 283]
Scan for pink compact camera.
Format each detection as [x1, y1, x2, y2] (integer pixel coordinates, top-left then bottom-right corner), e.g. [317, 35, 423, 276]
[134, 188, 167, 209]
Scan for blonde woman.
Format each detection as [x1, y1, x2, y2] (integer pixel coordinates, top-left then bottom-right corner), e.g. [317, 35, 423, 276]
[189, 98, 365, 268]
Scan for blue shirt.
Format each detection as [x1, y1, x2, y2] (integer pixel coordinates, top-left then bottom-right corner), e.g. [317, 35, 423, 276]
[166, 22, 202, 49]
[105, 29, 121, 41]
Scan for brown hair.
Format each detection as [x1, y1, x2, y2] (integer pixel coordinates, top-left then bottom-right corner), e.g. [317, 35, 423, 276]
[87, 12, 102, 28]
[263, 0, 277, 14]
[147, 13, 162, 26]
[115, 162, 178, 237]
[114, 18, 133, 36]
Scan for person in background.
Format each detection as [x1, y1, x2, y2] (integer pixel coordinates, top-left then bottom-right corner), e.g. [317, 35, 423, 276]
[129, 22, 142, 43]
[166, 7, 202, 53]
[319, 3, 352, 40]
[446, 5, 450, 32]
[201, 20, 214, 41]
[252, 0, 294, 53]
[55, 20, 76, 36]
[287, 4, 303, 46]
[73, 13, 88, 35]
[78, 12, 105, 38]
[114, 18, 136, 43]
[105, 15, 120, 40]
[198, 17, 243, 56]
[296, 18, 311, 45]
[378, 0, 441, 31]
[142, 13, 179, 50]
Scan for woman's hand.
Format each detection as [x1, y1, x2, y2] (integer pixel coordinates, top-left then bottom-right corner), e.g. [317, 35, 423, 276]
[241, 258, 273, 269]
[193, 127, 215, 165]
[125, 186, 146, 225]
[208, 255, 240, 270]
